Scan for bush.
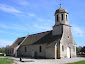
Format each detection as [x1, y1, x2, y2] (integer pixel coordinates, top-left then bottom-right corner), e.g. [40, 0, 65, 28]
[0, 53, 4, 56]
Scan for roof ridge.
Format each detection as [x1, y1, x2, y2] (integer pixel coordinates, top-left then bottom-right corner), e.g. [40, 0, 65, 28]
[29, 30, 52, 36]
[19, 37, 26, 38]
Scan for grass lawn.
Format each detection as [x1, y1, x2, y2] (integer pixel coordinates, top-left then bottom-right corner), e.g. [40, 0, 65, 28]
[67, 60, 85, 64]
[0, 58, 14, 64]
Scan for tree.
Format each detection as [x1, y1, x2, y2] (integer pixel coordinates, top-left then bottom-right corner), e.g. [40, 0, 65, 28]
[80, 46, 85, 53]
[76, 46, 82, 53]
[0, 45, 10, 53]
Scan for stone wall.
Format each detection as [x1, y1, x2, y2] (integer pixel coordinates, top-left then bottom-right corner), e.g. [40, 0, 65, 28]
[18, 44, 47, 58]
[52, 25, 63, 36]
[60, 25, 76, 58]
[46, 46, 55, 58]
[17, 44, 55, 59]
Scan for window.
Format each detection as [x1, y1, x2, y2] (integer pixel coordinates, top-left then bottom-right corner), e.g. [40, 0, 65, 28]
[25, 47, 27, 52]
[62, 14, 63, 20]
[57, 15, 58, 21]
[62, 46, 64, 51]
[68, 36, 69, 38]
[66, 15, 67, 20]
[39, 46, 42, 52]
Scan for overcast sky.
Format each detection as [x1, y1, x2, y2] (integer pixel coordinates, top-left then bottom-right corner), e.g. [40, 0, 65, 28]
[0, 0, 85, 47]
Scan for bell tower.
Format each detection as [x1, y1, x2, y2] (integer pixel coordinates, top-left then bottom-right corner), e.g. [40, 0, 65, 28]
[52, 4, 70, 36]
[53, 1, 76, 59]
[55, 4, 69, 25]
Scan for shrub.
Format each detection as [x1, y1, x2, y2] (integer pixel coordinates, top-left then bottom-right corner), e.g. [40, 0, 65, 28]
[0, 53, 4, 56]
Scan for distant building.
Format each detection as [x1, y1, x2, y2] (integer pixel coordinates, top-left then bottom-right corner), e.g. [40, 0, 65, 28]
[6, 5, 76, 59]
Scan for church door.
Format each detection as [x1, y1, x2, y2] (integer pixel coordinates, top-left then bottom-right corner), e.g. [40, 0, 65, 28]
[32, 51, 35, 58]
[15, 51, 17, 57]
[67, 47, 70, 58]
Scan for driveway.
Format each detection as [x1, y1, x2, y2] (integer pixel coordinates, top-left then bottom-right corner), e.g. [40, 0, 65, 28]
[0, 56, 85, 64]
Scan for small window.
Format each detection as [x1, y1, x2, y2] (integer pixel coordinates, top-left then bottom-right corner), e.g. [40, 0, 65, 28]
[62, 46, 64, 51]
[66, 15, 67, 20]
[57, 15, 58, 21]
[68, 36, 69, 38]
[62, 14, 63, 20]
[39, 46, 42, 52]
[25, 47, 27, 52]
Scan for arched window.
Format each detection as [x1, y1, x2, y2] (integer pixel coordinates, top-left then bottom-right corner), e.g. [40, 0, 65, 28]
[68, 36, 69, 38]
[57, 15, 58, 21]
[66, 15, 67, 20]
[25, 47, 27, 52]
[39, 46, 42, 52]
[62, 14, 63, 20]
[62, 46, 64, 51]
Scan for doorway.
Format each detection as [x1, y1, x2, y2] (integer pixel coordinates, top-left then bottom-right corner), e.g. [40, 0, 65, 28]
[67, 47, 71, 58]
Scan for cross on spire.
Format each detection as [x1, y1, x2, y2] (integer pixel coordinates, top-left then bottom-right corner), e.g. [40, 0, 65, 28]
[60, 0, 62, 8]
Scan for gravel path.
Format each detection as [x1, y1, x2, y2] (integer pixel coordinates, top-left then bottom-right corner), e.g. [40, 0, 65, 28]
[0, 56, 85, 64]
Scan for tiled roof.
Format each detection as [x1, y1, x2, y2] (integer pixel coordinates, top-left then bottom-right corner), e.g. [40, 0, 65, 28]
[21, 30, 52, 46]
[21, 30, 62, 46]
[7, 37, 25, 49]
[55, 7, 68, 14]
[32, 31, 62, 46]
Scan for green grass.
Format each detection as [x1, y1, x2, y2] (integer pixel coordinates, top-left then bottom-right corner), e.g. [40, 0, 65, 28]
[67, 61, 85, 64]
[0, 58, 14, 64]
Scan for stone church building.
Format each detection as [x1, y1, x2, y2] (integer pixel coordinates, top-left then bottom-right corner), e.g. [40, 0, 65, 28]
[6, 5, 76, 59]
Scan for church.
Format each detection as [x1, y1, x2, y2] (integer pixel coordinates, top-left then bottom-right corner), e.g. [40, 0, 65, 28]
[6, 4, 76, 59]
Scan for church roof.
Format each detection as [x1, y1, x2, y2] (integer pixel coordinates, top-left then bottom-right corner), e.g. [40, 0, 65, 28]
[32, 31, 61, 46]
[7, 37, 25, 49]
[55, 7, 68, 14]
[21, 30, 51, 46]
[21, 30, 62, 46]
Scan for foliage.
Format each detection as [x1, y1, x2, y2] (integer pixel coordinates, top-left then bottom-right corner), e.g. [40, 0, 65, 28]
[0, 53, 4, 56]
[80, 46, 85, 53]
[67, 61, 85, 64]
[0, 45, 10, 53]
[76, 46, 82, 53]
[0, 48, 6, 53]
[0, 58, 14, 64]
[76, 46, 85, 53]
